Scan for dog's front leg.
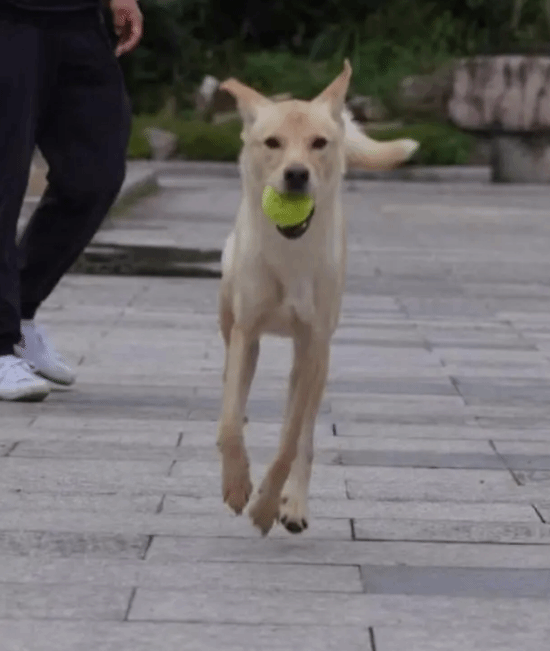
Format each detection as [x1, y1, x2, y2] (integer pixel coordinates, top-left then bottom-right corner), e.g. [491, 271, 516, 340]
[249, 330, 330, 535]
[217, 325, 259, 515]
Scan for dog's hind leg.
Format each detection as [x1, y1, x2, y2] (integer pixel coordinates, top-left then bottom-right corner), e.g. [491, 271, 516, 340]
[217, 323, 259, 515]
[249, 329, 330, 535]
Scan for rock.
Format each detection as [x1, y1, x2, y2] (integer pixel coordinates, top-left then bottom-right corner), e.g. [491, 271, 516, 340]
[212, 111, 240, 125]
[448, 55, 550, 182]
[144, 128, 178, 161]
[347, 95, 387, 122]
[195, 75, 221, 116]
[195, 75, 237, 120]
[491, 135, 550, 183]
[449, 55, 550, 132]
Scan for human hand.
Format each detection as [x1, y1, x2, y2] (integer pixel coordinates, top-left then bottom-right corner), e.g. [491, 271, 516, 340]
[110, 0, 143, 57]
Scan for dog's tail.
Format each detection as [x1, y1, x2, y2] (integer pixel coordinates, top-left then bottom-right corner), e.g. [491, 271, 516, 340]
[343, 108, 419, 171]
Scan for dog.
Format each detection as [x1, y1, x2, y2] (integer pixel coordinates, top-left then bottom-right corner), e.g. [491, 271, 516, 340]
[216, 60, 418, 536]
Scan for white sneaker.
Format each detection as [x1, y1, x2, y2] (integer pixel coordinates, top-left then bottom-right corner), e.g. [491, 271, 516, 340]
[14, 320, 76, 386]
[0, 355, 50, 402]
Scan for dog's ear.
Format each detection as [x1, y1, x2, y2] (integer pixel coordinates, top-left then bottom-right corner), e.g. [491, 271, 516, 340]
[312, 59, 352, 120]
[219, 78, 272, 126]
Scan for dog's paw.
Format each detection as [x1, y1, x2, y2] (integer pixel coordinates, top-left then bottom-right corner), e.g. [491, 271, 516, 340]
[249, 489, 279, 536]
[279, 492, 309, 534]
[222, 454, 252, 515]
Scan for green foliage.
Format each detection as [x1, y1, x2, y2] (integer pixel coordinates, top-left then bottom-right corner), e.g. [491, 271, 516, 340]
[128, 114, 242, 161]
[367, 123, 475, 166]
[118, 0, 547, 164]
[128, 113, 474, 166]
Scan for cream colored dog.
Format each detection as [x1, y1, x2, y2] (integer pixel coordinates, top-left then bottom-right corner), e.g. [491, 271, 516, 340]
[217, 60, 418, 536]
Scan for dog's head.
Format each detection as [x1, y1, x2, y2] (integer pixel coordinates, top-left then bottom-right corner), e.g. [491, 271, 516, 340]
[220, 60, 352, 200]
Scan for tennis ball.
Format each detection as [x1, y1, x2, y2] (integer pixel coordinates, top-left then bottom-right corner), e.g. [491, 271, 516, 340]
[262, 186, 314, 228]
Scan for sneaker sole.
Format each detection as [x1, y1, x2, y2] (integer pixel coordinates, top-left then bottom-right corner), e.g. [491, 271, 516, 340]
[36, 370, 75, 387]
[0, 387, 50, 402]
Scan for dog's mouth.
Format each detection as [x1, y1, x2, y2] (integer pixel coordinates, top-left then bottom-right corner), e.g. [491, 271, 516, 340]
[276, 206, 315, 240]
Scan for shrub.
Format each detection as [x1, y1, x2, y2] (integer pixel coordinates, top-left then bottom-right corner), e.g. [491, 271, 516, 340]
[128, 115, 242, 161]
[367, 122, 475, 165]
[129, 114, 475, 166]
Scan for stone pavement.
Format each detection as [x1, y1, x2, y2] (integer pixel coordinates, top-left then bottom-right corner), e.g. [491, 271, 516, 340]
[2, 171, 550, 650]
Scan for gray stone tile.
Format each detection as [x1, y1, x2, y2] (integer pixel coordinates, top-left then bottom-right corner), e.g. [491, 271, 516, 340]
[0, 531, 149, 559]
[162, 495, 538, 522]
[327, 378, 456, 396]
[332, 422, 550, 441]
[147, 536, 550, 568]
[11, 440, 182, 461]
[360, 565, 550, 598]
[373, 625, 549, 651]
[0, 558, 362, 593]
[0, 512, 352, 541]
[0, 492, 160, 514]
[128, 587, 550, 626]
[353, 519, 550, 544]
[0, 621, 370, 651]
[513, 470, 550, 486]
[501, 455, 550, 471]
[334, 450, 504, 469]
[0, 583, 130, 620]
[453, 378, 550, 406]
[399, 297, 496, 318]
[345, 467, 529, 503]
[0, 458, 171, 493]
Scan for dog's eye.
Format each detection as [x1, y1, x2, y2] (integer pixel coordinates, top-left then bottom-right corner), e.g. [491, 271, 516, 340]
[312, 137, 328, 150]
[264, 137, 281, 149]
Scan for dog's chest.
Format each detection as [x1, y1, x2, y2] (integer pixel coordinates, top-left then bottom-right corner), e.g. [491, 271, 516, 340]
[264, 286, 314, 336]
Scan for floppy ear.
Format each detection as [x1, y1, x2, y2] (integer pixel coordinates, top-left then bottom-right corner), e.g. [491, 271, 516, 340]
[312, 59, 352, 120]
[218, 78, 272, 126]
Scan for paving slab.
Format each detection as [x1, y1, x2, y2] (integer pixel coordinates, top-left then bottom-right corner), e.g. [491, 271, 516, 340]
[5, 172, 550, 646]
[360, 565, 550, 597]
[373, 625, 548, 651]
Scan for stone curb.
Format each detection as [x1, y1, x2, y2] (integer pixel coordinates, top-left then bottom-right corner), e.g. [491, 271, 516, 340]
[144, 160, 492, 184]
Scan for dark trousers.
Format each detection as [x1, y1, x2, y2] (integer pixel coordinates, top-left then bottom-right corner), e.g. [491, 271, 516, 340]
[0, 11, 131, 356]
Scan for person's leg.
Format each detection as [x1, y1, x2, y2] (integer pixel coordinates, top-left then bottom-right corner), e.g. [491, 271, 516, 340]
[0, 17, 52, 401]
[15, 16, 131, 384]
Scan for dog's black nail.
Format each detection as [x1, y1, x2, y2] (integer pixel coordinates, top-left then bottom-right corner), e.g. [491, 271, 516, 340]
[285, 521, 303, 534]
[280, 515, 287, 525]
[302, 519, 308, 529]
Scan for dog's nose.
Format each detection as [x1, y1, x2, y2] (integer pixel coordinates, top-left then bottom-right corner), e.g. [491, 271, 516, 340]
[284, 165, 309, 192]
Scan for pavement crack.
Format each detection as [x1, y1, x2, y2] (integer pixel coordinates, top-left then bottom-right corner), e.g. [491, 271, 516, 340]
[345, 480, 352, 500]
[368, 626, 377, 651]
[489, 439, 521, 486]
[350, 519, 356, 541]
[5, 442, 19, 457]
[533, 504, 546, 523]
[124, 587, 137, 621]
[156, 494, 166, 514]
[176, 431, 184, 447]
[141, 535, 154, 560]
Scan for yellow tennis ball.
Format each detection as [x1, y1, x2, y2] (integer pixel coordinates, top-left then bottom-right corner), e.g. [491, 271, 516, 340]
[262, 186, 314, 228]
